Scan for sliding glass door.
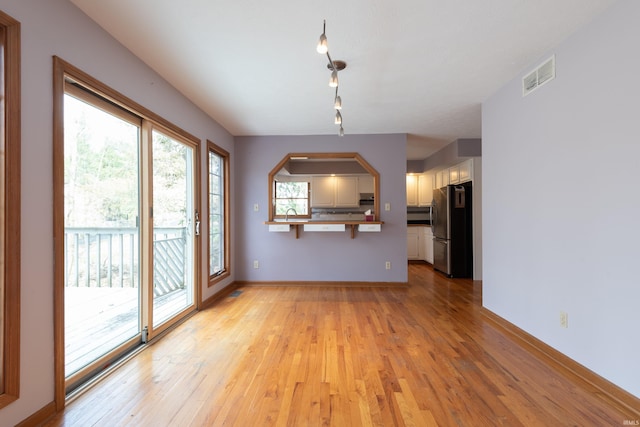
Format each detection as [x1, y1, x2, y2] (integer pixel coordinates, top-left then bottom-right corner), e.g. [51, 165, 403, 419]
[60, 74, 200, 394]
[63, 92, 142, 386]
[151, 129, 196, 328]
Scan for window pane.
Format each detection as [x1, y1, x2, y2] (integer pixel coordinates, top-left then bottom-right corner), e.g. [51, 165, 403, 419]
[151, 130, 196, 328]
[275, 199, 309, 215]
[209, 149, 224, 275]
[63, 93, 141, 377]
[275, 182, 309, 215]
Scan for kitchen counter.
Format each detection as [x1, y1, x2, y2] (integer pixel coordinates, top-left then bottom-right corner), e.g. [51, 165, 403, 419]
[266, 219, 383, 224]
[264, 220, 384, 238]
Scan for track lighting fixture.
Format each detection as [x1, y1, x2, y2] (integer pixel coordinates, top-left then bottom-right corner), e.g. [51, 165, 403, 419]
[317, 20, 347, 136]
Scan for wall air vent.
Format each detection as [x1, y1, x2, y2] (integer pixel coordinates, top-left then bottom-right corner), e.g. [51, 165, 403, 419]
[522, 55, 555, 96]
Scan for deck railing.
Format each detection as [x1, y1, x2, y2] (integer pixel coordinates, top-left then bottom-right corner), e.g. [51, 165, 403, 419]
[64, 226, 186, 297]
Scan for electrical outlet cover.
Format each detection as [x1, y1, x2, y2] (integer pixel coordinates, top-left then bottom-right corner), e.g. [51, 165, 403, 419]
[560, 311, 568, 328]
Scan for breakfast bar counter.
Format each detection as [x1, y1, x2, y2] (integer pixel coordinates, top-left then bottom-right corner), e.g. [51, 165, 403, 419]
[264, 220, 384, 239]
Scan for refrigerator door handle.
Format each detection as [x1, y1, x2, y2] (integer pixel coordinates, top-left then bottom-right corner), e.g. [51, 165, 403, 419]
[430, 203, 434, 233]
[431, 199, 436, 235]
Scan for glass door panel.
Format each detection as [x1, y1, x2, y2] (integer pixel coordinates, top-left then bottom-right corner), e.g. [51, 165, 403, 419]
[63, 94, 141, 381]
[151, 130, 195, 328]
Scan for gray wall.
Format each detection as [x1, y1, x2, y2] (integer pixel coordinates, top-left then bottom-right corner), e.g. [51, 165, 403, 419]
[423, 138, 481, 172]
[483, 0, 639, 398]
[235, 134, 408, 283]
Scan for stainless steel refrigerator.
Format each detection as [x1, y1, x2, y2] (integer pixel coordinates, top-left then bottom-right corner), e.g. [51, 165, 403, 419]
[431, 183, 473, 278]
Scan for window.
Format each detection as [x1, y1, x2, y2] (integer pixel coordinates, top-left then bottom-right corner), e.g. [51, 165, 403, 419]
[274, 181, 310, 218]
[208, 141, 229, 283]
[0, 10, 20, 409]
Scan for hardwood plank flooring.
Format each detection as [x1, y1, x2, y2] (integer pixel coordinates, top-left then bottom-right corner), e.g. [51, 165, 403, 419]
[43, 264, 636, 426]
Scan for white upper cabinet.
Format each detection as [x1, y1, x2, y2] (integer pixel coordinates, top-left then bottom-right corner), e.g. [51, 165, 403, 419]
[433, 159, 474, 189]
[406, 175, 419, 206]
[418, 174, 433, 206]
[311, 176, 359, 208]
[335, 176, 359, 207]
[407, 173, 434, 206]
[358, 175, 374, 193]
[458, 159, 473, 183]
[311, 176, 335, 207]
[449, 165, 460, 184]
[435, 169, 449, 189]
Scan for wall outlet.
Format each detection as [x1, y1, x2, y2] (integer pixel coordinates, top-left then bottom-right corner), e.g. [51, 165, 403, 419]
[253, 203, 259, 212]
[253, 260, 259, 269]
[385, 261, 391, 270]
[560, 311, 568, 328]
[385, 203, 391, 211]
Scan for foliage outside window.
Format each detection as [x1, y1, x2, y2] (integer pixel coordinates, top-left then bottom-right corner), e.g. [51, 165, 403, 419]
[208, 141, 229, 283]
[0, 10, 20, 409]
[274, 181, 310, 217]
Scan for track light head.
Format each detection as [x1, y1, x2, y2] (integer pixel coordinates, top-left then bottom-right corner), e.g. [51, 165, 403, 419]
[329, 70, 338, 87]
[334, 95, 342, 110]
[317, 20, 328, 54]
[317, 33, 328, 54]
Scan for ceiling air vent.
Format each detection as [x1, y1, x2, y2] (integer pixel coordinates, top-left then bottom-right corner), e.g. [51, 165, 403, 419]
[522, 55, 555, 96]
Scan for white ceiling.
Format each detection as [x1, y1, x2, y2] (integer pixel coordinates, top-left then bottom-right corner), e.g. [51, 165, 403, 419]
[70, 0, 616, 159]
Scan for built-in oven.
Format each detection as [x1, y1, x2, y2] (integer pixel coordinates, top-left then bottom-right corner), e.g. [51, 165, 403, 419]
[407, 206, 431, 225]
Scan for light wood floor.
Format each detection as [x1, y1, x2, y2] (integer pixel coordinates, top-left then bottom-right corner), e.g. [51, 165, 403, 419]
[44, 264, 635, 426]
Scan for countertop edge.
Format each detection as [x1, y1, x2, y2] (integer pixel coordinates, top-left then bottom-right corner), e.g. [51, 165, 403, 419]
[264, 221, 385, 225]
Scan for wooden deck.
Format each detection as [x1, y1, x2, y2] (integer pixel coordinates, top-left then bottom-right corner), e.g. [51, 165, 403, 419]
[65, 287, 189, 376]
[49, 264, 638, 426]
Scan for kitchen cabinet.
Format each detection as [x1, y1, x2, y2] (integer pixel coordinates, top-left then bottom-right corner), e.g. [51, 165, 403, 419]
[449, 165, 460, 184]
[458, 159, 472, 183]
[311, 176, 359, 208]
[310, 176, 335, 207]
[422, 226, 433, 264]
[418, 174, 433, 206]
[434, 159, 473, 189]
[406, 175, 419, 206]
[407, 227, 420, 260]
[408, 226, 433, 262]
[358, 175, 374, 193]
[407, 173, 433, 206]
[435, 169, 449, 189]
[335, 176, 359, 207]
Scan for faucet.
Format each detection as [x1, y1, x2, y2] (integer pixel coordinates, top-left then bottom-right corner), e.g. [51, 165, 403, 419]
[285, 208, 298, 221]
